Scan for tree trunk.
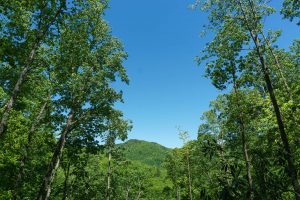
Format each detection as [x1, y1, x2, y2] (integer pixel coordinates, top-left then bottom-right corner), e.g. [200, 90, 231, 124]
[240, 122, 254, 199]
[246, 0, 293, 100]
[0, 57, 33, 137]
[12, 101, 48, 200]
[252, 33, 300, 200]
[36, 111, 74, 200]
[236, 2, 300, 198]
[0, 7, 62, 138]
[260, 32, 293, 99]
[232, 71, 254, 199]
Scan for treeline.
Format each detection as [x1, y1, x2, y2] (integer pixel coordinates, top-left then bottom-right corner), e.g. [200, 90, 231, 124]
[0, 0, 132, 199]
[164, 0, 300, 199]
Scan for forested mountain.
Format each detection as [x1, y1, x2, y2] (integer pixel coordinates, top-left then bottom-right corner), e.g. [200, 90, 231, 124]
[0, 0, 299, 199]
[120, 139, 171, 167]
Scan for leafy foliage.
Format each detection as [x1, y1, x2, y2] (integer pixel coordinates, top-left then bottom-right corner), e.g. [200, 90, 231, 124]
[120, 139, 171, 167]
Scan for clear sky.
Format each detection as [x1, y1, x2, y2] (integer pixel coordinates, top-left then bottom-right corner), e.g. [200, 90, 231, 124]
[105, 0, 299, 148]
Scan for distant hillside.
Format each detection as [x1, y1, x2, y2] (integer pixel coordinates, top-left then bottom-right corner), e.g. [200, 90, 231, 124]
[119, 139, 171, 167]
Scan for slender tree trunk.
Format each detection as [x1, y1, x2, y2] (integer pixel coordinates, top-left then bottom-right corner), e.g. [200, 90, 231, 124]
[252, 33, 300, 200]
[237, 2, 300, 198]
[255, 2, 300, 141]
[260, 32, 293, 98]
[0, 55, 34, 137]
[37, 111, 74, 200]
[12, 101, 48, 200]
[232, 72, 254, 199]
[247, 0, 293, 100]
[240, 122, 254, 199]
[0, 7, 62, 138]
[248, 0, 300, 150]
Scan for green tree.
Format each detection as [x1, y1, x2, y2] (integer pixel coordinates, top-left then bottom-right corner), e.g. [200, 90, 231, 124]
[35, 1, 130, 199]
[194, 0, 300, 197]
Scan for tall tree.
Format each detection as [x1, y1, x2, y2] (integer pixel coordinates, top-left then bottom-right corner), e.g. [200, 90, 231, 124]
[36, 1, 130, 199]
[194, 0, 300, 197]
[196, 16, 255, 198]
[179, 130, 193, 200]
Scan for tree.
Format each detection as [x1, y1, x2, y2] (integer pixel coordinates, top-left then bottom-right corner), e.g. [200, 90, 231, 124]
[179, 130, 193, 200]
[194, 0, 300, 197]
[36, 1, 130, 199]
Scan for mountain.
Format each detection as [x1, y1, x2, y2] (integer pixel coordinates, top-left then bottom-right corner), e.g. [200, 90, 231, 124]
[119, 139, 171, 167]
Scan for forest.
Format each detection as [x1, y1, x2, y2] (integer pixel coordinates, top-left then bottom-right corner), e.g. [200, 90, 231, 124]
[0, 0, 299, 199]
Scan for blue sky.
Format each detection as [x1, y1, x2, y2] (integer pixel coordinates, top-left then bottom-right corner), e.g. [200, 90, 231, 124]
[105, 0, 299, 148]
